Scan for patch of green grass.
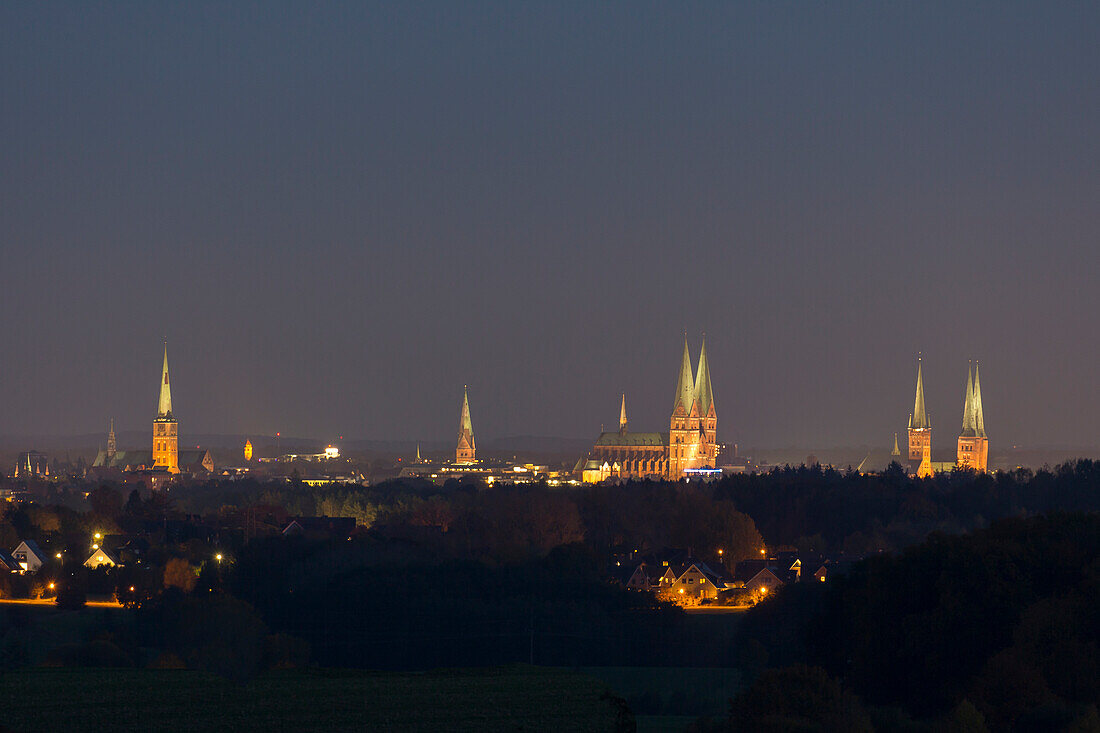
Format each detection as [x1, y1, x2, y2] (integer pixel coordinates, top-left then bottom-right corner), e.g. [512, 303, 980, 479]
[0, 666, 628, 733]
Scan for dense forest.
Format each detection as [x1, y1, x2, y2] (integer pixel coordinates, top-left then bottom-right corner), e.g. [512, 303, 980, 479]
[728, 513, 1100, 731]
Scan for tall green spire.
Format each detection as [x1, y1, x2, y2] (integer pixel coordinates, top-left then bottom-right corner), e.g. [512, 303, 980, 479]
[157, 341, 173, 417]
[972, 362, 986, 438]
[960, 362, 976, 437]
[910, 355, 930, 430]
[693, 335, 715, 416]
[459, 385, 473, 437]
[891, 432, 901, 456]
[672, 334, 696, 414]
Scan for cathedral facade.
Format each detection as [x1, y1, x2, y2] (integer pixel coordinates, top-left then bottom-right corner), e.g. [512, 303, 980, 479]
[585, 335, 718, 481]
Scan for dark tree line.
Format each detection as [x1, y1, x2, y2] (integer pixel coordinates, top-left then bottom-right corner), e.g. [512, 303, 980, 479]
[715, 459, 1100, 555]
[730, 512, 1100, 731]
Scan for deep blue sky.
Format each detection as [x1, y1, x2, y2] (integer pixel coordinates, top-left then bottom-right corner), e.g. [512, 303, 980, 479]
[2, 2, 1098, 448]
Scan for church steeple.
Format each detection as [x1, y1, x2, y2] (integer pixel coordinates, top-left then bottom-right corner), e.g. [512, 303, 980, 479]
[158, 341, 173, 418]
[956, 360, 989, 470]
[972, 362, 986, 438]
[960, 362, 976, 437]
[673, 334, 695, 415]
[456, 385, 475, 464]
[152, 340, 179, 474]
[891, 432, 901, 457]
[910, 355, 930, 430]
[907, 354, 932, 463]
[693, 335, 715, 417]
[619, 394, 628, 433]
[107, 418, 117, 459]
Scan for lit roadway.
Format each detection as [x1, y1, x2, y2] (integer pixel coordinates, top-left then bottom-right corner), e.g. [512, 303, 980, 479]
[0, 597, 123, 609]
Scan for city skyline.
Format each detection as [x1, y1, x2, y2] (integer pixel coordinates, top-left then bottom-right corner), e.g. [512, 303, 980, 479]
[3, 3, 1099, 449]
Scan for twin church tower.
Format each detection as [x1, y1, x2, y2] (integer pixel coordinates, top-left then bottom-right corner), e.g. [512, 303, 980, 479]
[585, 335, 718, 480]
[907, 356, 988, 475]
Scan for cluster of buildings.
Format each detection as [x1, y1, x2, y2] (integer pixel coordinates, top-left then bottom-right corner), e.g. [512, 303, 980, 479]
[7, 336, 996, 488]
[618, 548, 853, 607]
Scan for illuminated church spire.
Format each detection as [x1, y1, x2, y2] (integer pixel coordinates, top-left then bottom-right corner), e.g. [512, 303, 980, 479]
[152, 340, 179, 473]
[891, 432, 901, 457]
[960, 362, 976, 437]
[907, 354, 932, 462]
[673, 334, 695, 415]
[956, 360, 989, 470]
[456, 385, 475, 464]
[909, 355, 930, 430]
[107, 418, 117, 459]
[158, 341, 173, 417]
[693, 334, 714, 417]
[972, 362, 986, 438]
[619, 394, 628, 433]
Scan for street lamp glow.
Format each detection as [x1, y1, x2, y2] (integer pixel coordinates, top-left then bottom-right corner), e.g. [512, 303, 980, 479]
[94, 532, 102, 540]
[215, 553, 223, 562]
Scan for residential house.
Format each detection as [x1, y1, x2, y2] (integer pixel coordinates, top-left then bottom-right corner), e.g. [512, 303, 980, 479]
[85, 548, 120, 569]
[12, 540, 48, 573]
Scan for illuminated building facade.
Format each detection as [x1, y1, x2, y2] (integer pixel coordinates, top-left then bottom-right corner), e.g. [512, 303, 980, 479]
[244, 440, 253, 461]
[956, 362, 989, 470]
[587, 335, 718, 481]
[152, 342, 179, 473]
[455, 386, 475, 464]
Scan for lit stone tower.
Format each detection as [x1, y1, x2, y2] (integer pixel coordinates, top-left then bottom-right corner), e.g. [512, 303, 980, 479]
[152, 342, 179, 473]
[107, 418, 117, 460]
[455, 386, 476, 464]
[693, 335, 717, 467]
[956, 362, 989, 470]
[668, 336, 697, 477]
[619, 394, 628, 433]
[244, 440, 253, 462]
[907, 355, 932, 461]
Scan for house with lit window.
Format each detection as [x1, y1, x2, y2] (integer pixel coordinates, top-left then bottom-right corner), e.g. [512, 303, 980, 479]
[665, 562, 728, 603]
[12, 540, 48, 573]
[84, 547, 120, 569]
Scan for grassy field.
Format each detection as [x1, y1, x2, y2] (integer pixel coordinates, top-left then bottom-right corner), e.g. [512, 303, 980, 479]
[582, 666, 743, 718]
[0, 667, 631, 732]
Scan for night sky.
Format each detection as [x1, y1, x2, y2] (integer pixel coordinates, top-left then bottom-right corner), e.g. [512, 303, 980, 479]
[2, 3, 1098, 449]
